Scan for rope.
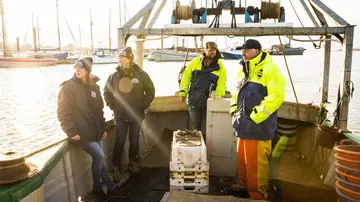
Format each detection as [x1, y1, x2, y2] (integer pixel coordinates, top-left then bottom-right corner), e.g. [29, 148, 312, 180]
[261, 1, 280, 21]
[286, 35, 342, 44]
[176, 6, 194, 20]
[278, 35, 299, 103]
[0, 161, 25, 170]
[289, 0, 321, 49]
[175, 0, 196, 21]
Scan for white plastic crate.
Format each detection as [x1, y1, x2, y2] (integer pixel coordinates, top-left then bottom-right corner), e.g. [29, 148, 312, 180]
[170, 177, 208, 186]
[170, 170, 208, 179]
[170, 181, 208, 193]
[170, 130, 209, 170]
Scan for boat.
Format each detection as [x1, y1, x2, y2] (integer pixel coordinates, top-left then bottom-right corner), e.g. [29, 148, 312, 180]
[30, 51, 69, 60]
[0, 57, 57, 68]
[268, 43, 306, 55]
[0, 0, 357, 202]
[92, 48, 118, 64]
[151, 49, 198, 62]
[220, 47, 243, 59]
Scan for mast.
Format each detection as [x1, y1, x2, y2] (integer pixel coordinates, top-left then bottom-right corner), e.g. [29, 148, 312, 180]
[32, 13, 37, 53]
[79, 24, 82, 49]
[55, 0, 61, 52]
[109, 8, 111, 49]
[0, 0, 11, 57]
[90, 9, 94, 53]
[37, 16, 40, 51]
[119, 0, 122, 27]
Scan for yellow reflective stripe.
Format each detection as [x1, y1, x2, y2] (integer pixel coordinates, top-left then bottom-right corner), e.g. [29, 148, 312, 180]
[258, 104, 270, 116]
[179, 85, 189, 89]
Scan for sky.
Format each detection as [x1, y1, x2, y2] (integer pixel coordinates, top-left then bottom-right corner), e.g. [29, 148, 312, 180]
[2, 0, 359, 50]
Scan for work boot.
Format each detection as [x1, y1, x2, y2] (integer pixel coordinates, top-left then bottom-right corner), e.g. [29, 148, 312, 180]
[92, 188, 108, 202]
[128, 161, 140, 175]
[112, 166, 122, 183]
[107, 186, 130, 199]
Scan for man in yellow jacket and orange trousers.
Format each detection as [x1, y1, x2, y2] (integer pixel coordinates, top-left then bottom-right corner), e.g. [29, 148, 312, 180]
[230, 39, 286, 200]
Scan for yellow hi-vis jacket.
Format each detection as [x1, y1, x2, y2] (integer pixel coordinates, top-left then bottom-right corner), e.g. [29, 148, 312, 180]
[179, 53, 226, 107]
[230, 51, 286, 140]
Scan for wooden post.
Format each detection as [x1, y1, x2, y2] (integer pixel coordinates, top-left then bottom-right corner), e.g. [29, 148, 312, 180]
[161, 35, 164, 49]
[339, 26, 354, 130]
[136, 36, 144, 70]
[321, 35, 331, 103]
[118, 28, 125, 50]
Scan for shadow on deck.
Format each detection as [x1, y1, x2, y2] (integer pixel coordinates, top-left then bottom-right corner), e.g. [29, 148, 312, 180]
[85, 129, 336, 202]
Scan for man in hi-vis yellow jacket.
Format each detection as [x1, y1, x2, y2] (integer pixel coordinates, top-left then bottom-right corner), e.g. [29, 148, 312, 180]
[230, 39, 286, 200]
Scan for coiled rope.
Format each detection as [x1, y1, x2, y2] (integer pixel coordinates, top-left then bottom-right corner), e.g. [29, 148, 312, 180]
[261, 1, 280, 20]
[175, 0, 196, 21]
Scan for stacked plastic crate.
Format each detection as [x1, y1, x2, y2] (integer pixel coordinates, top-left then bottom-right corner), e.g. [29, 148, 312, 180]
[169, 130, 209, 193]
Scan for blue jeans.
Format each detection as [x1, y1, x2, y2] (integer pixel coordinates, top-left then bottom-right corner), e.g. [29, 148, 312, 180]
[112, 120, 141, 166]
[79, 141, 116, 190]
[188, 105, 207, 138]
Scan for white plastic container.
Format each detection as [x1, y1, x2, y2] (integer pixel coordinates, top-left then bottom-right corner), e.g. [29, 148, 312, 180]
[170, 130, 209, 171]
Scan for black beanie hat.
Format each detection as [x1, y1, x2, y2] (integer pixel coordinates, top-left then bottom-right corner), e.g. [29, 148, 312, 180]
[119, 46, 134, 61]
[74, 57, 93, 73]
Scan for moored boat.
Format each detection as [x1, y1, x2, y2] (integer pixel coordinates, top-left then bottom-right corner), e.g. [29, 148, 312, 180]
[0, 57, 57, 68]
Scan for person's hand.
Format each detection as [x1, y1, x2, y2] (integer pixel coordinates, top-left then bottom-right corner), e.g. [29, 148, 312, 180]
[180, 96, 186, 102]
[103, 132, 108, 139]
[71, 135, 80, 140]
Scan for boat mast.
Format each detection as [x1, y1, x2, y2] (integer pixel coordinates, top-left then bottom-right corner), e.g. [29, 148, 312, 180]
[79, 24, 82, 49]
[119, 0, 122, 27]
[109, 8, 111, 49]
[0, 0, 11, 57]
[37, 16, 40, 51]
[55, 0, 61, 52]
[90, 9, 94, 53]
[32, 13, 37, 53]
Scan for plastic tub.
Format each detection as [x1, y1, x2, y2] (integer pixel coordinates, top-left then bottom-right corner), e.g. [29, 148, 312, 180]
[336, 187, 358, 202]
[336, 180, 360, 200]
[335, 160, 360, 178]
[337, 176, 360, 192]
[335, 145, 360, 161]
[336, 167, 360, 185]
[335, 154, 360, 169]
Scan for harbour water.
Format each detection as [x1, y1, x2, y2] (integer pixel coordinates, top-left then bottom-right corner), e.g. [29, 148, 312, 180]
[0, 49, 359, 157]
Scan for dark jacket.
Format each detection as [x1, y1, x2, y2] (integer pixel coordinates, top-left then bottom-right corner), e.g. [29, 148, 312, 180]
[57, 74, 107, 143]
[103, 63, 155, 122]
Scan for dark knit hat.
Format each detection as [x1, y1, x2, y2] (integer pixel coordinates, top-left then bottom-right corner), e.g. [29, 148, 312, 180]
[236, 39, 262, 51]
[74, 57, 93, 73]
[119, 46, 134, 61]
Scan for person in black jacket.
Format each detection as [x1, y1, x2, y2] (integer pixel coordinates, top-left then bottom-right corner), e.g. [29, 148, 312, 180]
[104, 47, 155, 179]
[57, 57, 129, 201]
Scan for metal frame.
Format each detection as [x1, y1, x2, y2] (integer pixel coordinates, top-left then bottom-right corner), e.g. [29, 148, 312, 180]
[117, 0, 355, 131]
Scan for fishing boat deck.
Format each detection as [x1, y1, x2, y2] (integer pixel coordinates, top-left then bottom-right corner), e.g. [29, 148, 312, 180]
[83, 129, 336, 202]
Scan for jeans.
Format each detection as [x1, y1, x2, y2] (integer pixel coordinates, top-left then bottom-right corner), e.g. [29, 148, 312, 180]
[188, 105, 207, 139]
[112, 120, 141, 166]
[79, 141, 116, 190]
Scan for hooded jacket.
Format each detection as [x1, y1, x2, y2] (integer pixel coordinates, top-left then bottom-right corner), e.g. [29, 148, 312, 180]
[230, 51, 286, 140]
[103, 63, 155, 122]
[179, 49, 226, 108]
[57, 74, 107, 143]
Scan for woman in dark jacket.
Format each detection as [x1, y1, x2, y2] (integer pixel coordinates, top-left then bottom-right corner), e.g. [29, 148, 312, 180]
[104, 47, 155, 180]
[57, 57, 128, 201]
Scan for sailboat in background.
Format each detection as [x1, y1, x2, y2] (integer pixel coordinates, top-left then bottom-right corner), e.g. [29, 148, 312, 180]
[91, 8, 118, 64]
[0, 0, 57, 68]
